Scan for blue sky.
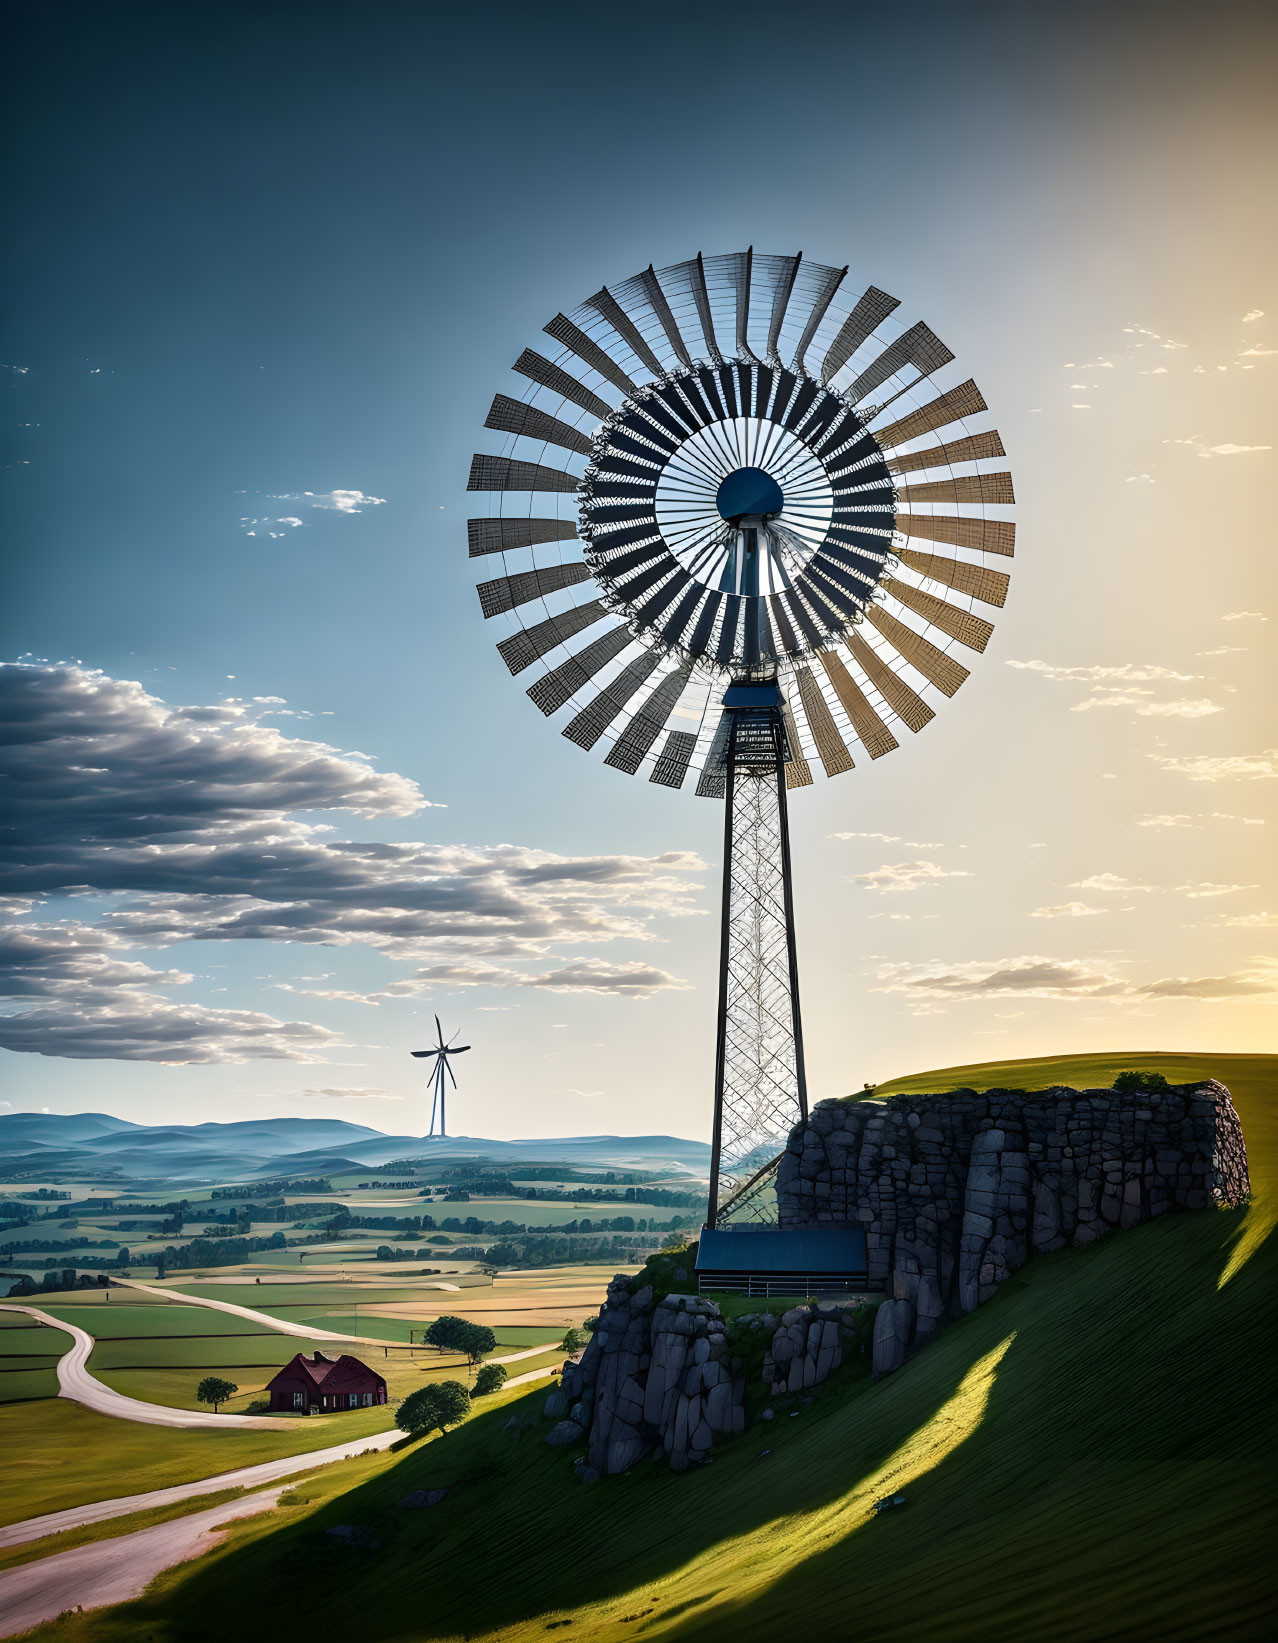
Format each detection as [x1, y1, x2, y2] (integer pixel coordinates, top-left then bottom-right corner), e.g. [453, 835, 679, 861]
[2, 0, 1274, 1138]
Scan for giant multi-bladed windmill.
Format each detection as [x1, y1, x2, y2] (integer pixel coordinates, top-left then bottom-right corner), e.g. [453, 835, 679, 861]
[467, 250, 1014, 1227]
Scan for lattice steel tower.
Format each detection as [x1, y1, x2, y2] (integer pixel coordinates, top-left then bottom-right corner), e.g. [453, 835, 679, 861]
[465, 250, 1015, 1227]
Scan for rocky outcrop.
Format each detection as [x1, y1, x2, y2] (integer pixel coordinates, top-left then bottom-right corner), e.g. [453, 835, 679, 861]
[556, 1279, 745, 1474]
[753, 1303, 861, 1395]
[778, 1079, 1249, 1373]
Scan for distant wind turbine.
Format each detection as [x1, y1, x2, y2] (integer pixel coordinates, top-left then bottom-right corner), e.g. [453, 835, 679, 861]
[410, 1017, 470, 1137]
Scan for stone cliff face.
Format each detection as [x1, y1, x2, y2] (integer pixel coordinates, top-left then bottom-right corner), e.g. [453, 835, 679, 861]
[776, 1080, 1250, 1374]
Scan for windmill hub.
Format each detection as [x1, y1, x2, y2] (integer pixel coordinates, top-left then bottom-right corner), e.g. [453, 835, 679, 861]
[715, 466, 784, 524]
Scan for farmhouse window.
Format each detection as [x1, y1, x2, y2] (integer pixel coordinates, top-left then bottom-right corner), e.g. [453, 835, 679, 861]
[349, 1393, 358, 1407]
[362, 1393, 373, 1406]
[293, 1391, 304, 1409]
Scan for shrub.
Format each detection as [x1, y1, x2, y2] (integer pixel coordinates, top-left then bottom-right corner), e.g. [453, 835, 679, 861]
[473, 1363, 507, 1396]
[398, 1380, 471, 1435]
[1113, 1070, 1172, 1094]
[559, 1327, 590, 1353]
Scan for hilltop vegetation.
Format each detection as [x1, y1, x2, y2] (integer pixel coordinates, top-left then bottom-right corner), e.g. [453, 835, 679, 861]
[28, 1051, 1276, 1642]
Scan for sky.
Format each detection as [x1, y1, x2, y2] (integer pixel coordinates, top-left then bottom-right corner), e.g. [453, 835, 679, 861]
[1, 0, 1275, 1140]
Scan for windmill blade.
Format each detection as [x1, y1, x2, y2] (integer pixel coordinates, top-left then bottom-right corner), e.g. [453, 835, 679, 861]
[435, 1014, 444, 1043]
[543, 313, 637, 396]
[584, 286, 665, 379]
[883, 575, 995, 653]
[865, 604, 970, 696]
[562, 651, 662, 750]
[604, 662, 694, 774]
[845, 628, 935, 732]
[792, 663, 854, 776]
[764, 251, 802, 365]
[484, 394, 595, 458]
[513, 349, 612, 421]
[636, 265, 694, 368]
[411, 1049, 442, 1058]
[820, 286, 901, 384]
[816, 649, 899, 758]
[650, 728, 698, 789]
[731, 247, 757, 361]
[526, 625, 633, 716]
[895, 513, 1016, 557]
[780, 696, 814, 788]
[497, 599, 609, 675]
[477, 562, 593, 618]
[468, 518, 578, 558]
[886, 429, 1006, 476]
[872, 379, 987, 450]
[846, 322, 955, 406]
[692, 252, 722, 364]
[895, 547, 1010, 608]
[468, 454, 579, 494]
[895, 471, 1015, 507]
[448, 1045, 471, 1053]
[443, 1058, 458, 1090]
[790, 262, 847, 373]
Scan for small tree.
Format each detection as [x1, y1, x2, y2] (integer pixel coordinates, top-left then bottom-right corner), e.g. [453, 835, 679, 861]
[424, 1316, 496, 1362]
[560, 1326, 590, 1353]
[397, 1380, 470, 1435]
[196, 1376, 239, 1414]
[459, 1321, 497, 1363]
[473, 1363, 507, 1396]
[1113, 1070, 1171, 1095]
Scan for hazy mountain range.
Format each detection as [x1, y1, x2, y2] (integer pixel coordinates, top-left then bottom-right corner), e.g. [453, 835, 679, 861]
[0, 1111, 710, 1184]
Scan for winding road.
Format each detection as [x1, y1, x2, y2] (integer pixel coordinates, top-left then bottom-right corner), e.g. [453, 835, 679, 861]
[0, 1486, 291, 1637]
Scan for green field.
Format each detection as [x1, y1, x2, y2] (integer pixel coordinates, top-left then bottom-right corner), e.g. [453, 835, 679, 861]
[30, 1050, 1273, 1643]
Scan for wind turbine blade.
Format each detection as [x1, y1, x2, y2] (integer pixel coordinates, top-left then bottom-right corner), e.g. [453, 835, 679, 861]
[844, 629, 935, 732]
[476, 562, 593, 619]
[497, 600, 609, 676]
[583, 286, 664, 379]
[512, 349, 611, 421]
[468, 517, 577, 558]
[895, 548, 1010, 608]
[444, 1059, 458, 1090]
[845, 323, 954, 406]
[820, 286, 900, 384]
[895, 471, 1015, 507]
[604, 662, 694, 775]
[817, 649, 899, 758]
[885, 429, 1005, 476]
[484, 394, 594, 457]
[649, 729, 697, 789]
[468, 454, 579, 494]
[562, 650, 662, 750]
[543, 313, 637, 396]
[792, 663, 854, 776]
[449, 1045, 471, 1053]
[411, 1049, 442, 1059]
[526, 625, 633, 716]
[865, 604, 970, 697]
[894, 513, 1016, 557]
[883, 576, 995, 653]
[871, 379, 987, 450]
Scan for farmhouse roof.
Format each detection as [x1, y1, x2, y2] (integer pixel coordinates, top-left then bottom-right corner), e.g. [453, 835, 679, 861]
[267, 1350, 385, 1392]
[694, 1226, 867, 1274]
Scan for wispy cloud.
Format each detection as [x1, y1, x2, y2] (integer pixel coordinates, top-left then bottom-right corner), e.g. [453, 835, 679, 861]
[874, 954, 1278, 1003]
[849, 861, 972, 894]
[270, 489, 388, 514]
[1029, 903, 1107, 919]
[1221, 611, 1267, 623]
[1071, 694, 1221, 717]
[829, 831, 944, 849]
[1072, 874, 1157, 894]
[1006, 660, 1196, 683]
[1149, 750, 1278, 782]
[1242, 310, 1264, 324]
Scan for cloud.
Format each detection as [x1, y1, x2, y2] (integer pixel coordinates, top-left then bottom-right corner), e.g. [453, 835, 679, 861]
[1197, 646, 1247, 656]
[1070, 694, 1222, 717]
[1125, 474, 1155, 484]
[849, 861, 972, 894]
[0, 923, 342, 1063]
[270, 1087, 401, 1100]
[873, 954, 1278, 1004]
[1134, 814, 1199, 828]
[272, 490, 387, 514]
[0, 663, 705, 1058]
[1135, 812, 1264, 828]
[1200, 443, 1271, 457]
[829, 831, 944, 848]
[1221, 611, 1267, 622]
[1242, 310, 1264, 323]
[1149, 750, 1278, 782]
[1072, 874, 1157, 894]
[1029, 903, 1107, 919]
[1176, 882, 1256, 899]
[1006, 660, 1196, 684]
[381, 958, 690, 998]
[1207, 911, 1275, 929]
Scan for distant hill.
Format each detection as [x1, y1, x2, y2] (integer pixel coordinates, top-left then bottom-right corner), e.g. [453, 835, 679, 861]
[0, 1110, 710, 1183]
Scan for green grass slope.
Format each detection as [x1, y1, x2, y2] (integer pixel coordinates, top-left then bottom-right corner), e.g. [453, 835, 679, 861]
[28, 1052, 1278, 1643]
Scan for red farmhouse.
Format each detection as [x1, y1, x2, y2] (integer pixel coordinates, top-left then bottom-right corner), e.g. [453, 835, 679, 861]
[266, 1350, 388, 1413]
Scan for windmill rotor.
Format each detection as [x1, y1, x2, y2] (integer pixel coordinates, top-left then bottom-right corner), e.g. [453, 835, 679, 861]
[410, 1017, 470, 1138]
[469, 249, 1013, 798]
[467, 249, 1015, 1226]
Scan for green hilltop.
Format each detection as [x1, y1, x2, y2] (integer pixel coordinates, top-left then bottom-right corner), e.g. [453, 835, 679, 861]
[31, 1051, 1278, 1643]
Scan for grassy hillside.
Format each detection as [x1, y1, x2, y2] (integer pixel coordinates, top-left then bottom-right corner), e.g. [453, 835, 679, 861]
[28, 1052, 1277, 1643]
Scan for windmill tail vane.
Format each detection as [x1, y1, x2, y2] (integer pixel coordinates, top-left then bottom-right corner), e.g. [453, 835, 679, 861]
[410, 1022, 471, 1138]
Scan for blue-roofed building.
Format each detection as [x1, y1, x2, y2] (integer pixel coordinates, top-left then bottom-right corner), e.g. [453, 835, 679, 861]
[694, 1225, 873, 1299]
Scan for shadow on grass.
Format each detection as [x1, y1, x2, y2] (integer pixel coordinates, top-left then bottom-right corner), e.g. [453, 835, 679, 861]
[27, 1201, 1278, 1641]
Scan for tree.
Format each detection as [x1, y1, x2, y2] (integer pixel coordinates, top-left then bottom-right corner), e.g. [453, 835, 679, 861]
[473, 1363, 507, 1396]
[1113, 1070, 1171, 1094]
[424, 1315, 496, 1362]
[560, 1327, 590, 1353]
[397, 1380, 470, 1435]
[196, 1376, 239, 1414]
